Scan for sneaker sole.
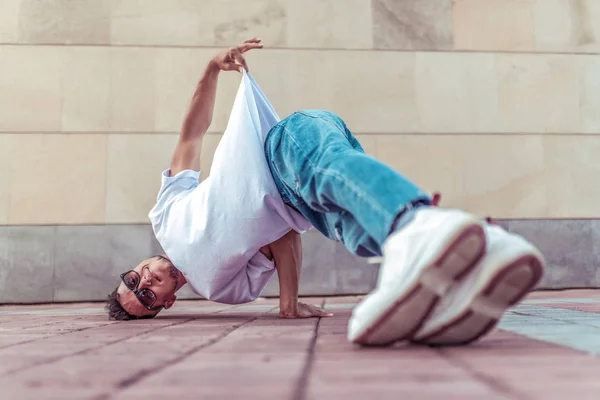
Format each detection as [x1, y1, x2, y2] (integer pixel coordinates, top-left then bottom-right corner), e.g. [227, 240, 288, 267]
[412, 254, 544, 346]
[350, 224, 486, 346]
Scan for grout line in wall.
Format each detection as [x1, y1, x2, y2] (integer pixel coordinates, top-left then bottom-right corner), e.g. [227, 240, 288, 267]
[51, 225, 57, 302]
[1, 42, 600, 57]
[104, 47, 113, 226]
[0, 223, 154, 228]
[1, 131, 600, 137]
[0, 218, 598, 228]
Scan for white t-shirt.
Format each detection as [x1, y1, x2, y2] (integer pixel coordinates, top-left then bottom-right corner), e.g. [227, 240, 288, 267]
[148, 71, 312, 304]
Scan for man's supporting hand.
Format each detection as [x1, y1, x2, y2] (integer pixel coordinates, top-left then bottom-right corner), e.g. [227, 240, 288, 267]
[280, 301, 333, 319]
[262, 230, 334, 319]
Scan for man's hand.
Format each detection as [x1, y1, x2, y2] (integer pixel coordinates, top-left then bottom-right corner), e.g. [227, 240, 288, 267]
[262, 230, 333, 320]
[280, 301, 333, 319]
[210, 38, 263, 73]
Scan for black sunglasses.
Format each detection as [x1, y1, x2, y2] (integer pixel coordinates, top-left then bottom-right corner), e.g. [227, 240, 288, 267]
[120, 270, 162, 311]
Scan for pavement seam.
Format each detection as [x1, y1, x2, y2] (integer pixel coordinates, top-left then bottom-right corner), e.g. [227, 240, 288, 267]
[510, 308, 600, 330]
[1, 318, 196, 377]
[97, 306, 278, 400]
[0, 323, 116, 351]
[293, 299, 326, 400]
[438, 349, 531, 400]
[0, 316, 112, 350]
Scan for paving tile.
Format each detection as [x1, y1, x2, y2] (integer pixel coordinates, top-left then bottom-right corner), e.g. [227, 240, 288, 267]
[0, 334, 49, 349]
[0, 317, 178, 376]
[309, 311, 504, 399]
[0, 226, 55, 303]
[442, 329, 600, 399]
[112, 309, 310, 399]
[0, 310, 254, 399]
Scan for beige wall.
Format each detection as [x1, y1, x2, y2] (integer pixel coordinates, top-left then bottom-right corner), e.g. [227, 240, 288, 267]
[1, 0, 600, 225]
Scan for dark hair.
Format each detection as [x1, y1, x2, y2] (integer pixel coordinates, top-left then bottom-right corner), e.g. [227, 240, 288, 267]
[105, 288, 156, 321]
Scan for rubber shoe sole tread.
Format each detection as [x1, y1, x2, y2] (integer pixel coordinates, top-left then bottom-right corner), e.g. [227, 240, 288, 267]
[349, 223, 486, 346]
[412, 250, 544, 346]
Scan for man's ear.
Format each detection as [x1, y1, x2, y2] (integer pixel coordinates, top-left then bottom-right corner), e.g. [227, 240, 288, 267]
[164, 295, 177, 309]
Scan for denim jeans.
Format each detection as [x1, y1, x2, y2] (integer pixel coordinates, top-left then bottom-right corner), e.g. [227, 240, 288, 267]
[264, 110, 431, 257]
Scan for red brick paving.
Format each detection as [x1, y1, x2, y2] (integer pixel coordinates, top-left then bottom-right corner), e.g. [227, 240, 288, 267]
[0, 290, 599, 399]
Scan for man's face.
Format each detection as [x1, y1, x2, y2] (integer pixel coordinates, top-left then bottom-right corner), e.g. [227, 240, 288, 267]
[117, 256, 180, 318]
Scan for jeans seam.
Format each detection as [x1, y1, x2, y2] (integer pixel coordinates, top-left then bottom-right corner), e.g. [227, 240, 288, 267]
[281, 125, 394, 222]
[265, 128, 306, 208]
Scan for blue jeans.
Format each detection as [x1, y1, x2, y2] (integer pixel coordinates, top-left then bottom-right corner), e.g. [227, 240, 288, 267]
[265, 110, 431, 257]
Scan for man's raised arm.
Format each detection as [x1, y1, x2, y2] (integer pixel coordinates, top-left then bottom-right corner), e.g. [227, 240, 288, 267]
[169, 38, 263, 176]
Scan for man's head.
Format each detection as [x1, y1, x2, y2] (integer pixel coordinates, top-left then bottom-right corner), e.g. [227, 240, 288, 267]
[105, 255, 186, 320]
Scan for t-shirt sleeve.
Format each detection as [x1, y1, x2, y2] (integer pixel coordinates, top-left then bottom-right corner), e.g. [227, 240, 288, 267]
[207, 251, 276, 304]
[148, 169, 200, 231]
[156, 169, 200, 201]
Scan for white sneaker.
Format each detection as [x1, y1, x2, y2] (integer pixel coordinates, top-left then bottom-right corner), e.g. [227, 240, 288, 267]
[411, 224, 545, 346]
[347, 207, 487, 346]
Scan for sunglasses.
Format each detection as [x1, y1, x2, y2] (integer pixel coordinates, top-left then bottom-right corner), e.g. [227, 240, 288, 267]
[120, 269, 161, 311]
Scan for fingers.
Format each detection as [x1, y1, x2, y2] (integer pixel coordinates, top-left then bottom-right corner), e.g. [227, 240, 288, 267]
[239, 37, 263, 52]
[308, 304, 333, 317]
[244, 37, 262, 44]
[317, 309, 334, 317]
[213, 39, 262, 74]
[230, 49, 249, 72]
[222, 49, 243, 73]
[238, 43, 263, 55]
[280, 302, 333, 319]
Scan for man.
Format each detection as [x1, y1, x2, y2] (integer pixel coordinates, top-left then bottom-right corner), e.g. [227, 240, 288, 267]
[107, 39, 546, 347]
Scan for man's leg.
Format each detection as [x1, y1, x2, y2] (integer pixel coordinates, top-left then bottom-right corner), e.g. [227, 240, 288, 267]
[266, 110, 487, 343]
[266, 110, 431, 257]
[266, 110, 545, 348]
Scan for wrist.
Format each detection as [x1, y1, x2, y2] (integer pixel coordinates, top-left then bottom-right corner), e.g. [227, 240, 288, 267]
[279, 298, 299, 317]
[206, 60, 221, 75]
